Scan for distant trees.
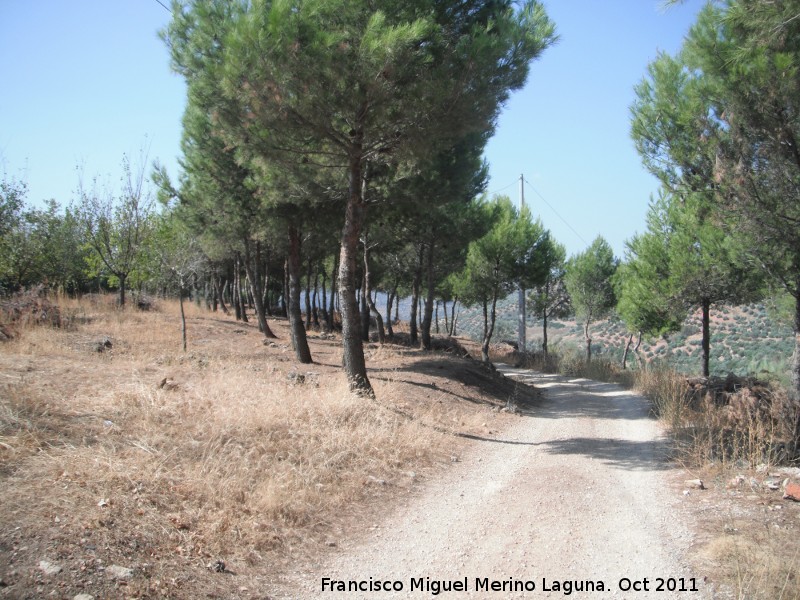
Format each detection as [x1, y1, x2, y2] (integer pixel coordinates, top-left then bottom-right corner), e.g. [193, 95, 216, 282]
[527, 240, 569, 359]
[565, 237, 618, 364]
[454, 196, 551, 363]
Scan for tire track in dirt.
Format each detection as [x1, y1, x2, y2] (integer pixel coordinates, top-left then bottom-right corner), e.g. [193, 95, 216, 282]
[281, 368, 708, 599]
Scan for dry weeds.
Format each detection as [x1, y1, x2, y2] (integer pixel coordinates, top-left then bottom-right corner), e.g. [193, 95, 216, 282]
[0, 294, 530, 598]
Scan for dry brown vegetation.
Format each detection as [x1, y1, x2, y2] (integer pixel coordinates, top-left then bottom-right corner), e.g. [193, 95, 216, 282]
[0, 294, 534, 599]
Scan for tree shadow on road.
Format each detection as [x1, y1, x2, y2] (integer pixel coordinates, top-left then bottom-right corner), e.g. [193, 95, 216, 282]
[541, 437, 674, 471]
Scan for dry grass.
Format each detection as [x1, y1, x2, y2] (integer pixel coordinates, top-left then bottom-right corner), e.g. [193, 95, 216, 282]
[1, 293, 527, 598]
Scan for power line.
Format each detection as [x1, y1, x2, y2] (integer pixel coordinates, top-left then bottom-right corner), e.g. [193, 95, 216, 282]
[524, 178, 590, 248]
[487, 179, 518, 197]
[154, 0, 171, 13]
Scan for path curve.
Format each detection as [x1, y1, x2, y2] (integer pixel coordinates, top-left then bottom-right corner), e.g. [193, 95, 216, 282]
[283, 367, 707, 599]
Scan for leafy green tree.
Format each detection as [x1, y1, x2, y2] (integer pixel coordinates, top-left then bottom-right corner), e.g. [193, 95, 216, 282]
[527, 239, 569, 358]
[194, 0, 557, 395]
[153, 211, 207, 351]
[565, 236, 618, 363]
[681, 0, 800, 394]
[629, 21, 766, 378]
[76, 155, 156, 308]
[454, 196, 550, 363]
[618, 191, 758, 376]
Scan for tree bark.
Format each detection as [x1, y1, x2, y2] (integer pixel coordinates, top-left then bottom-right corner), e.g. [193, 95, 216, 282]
[179, 286, 187, 352]
[584, 320, 592, 364]
[312, 266, 320, 329]
[634, 330, 644, 369]
[435, 300, 440, 334]
[215, 276, 228, 314]
[449, 298, 458, 336]
[621, 333, 634, 370]
[481, 291, 499, 363]
[328, 253, 337, 331]
[287, 225, 313, 364]
[232, 258, 242, 321]
[243, 239, 276, 338]
[282, 259, 289, 318]
[542, 304, 549, 359]
[339, 139, 373, 396]
[385, 286, 395, 338]
[305, 257, 313, 330]
[793, 287, 800, 399]
[360, 274, 370, 342]
[363, 242, 385, 344]
[320, 268, 329, 330]
[701, 297, 711, 378]
[118, 273, 126, 309]
[236, 254, 249, 323]
[421, 242, 435, 350]
[409, 245, 424, 345]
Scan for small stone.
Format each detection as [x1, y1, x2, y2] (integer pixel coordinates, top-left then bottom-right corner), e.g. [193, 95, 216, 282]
[74, 594, 95, 600]
[764, 479, 781, 491]
[784, 481, 800, 502]
[38, 561, 62, 576]
[727, 475, 745, 488]
[325, 540, 337, 547]
[106, 565, 133, 580]
[685, 479, 705, 490]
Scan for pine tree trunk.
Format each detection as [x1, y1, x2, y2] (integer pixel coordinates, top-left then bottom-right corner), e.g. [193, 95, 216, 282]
[360, 275, 370, 342]
[282, 260, 289, 318]
[232, 262, 242, 321]
[363, 243, 385, 344]
[237, 254, 249, 323]
[215, 276, 228, 314]
[450, 298, 458, 337]
[312, 267, 320, 329]
[339, 141, 372, 396]
[701, 297, 711, 378]
[481, 291, 499, 364]
[320, 268, 329, 328]
[409, 245, 423, 345]
[328, 253, 337, 331]
[793, 288, 800, 399]
[435, 300, 440, 334]
[443, 299, 449, 334]
[287, 225, 312, 364]
[542, 306, 549, 359]
[243, 239, 276, 338]
[179, 287, 187, 352]
[584, 320, 592, 364]
[305, 257, 312, 330]
[622, 333, 634, 370]
[421, 242, 435, 350]
[386, 287, 395, 338]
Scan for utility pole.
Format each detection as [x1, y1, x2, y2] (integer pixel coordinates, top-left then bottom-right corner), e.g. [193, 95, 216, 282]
[518, 174, 526, 353]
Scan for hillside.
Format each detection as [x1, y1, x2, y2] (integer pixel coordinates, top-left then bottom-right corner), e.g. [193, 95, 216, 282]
[456, 296, 794, 381]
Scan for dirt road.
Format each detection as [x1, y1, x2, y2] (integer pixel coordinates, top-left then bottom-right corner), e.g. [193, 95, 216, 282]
[283, 367, 708, 599]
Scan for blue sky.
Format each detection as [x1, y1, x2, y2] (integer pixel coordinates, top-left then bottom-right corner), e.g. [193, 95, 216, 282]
[0, 1, 705, 259]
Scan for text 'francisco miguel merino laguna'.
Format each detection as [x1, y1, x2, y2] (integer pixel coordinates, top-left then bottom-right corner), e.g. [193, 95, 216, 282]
[321, 576, 608, 595]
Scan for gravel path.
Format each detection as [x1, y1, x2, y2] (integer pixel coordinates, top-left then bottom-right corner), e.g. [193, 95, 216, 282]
[284, 368, 708, 599]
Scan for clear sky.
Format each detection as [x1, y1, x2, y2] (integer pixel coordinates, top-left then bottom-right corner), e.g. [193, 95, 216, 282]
[0, 0, 705, 259]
